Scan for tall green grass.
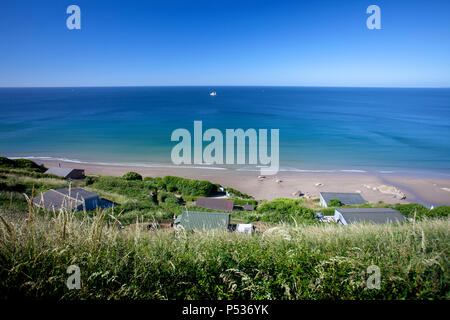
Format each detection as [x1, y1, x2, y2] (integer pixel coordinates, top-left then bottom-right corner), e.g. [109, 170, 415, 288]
[0, 205, 448, 300]
[0, 172, 71, 194]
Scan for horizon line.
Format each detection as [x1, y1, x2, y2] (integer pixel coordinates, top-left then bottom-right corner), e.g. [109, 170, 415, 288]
[1, 85, 450, 89]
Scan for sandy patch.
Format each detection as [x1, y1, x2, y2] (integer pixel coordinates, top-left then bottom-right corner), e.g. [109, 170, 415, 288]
[36, 159, 450, 205]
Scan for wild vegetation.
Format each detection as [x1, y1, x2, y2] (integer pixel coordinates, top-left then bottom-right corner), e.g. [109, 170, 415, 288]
[0, 157, 46, 172]
[122, 171, 143, 181]
[0, 158, 449, 299]
[1, 160, 450, 227]
[0, 208, 448, 299]
[328, 199, 343, 207]
[393, 203, 450, 219]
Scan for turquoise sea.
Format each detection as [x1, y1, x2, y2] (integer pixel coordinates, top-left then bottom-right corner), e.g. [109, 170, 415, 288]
[1, 87, 450, 177]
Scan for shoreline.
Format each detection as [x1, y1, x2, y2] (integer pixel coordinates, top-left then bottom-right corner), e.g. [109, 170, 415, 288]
[34, 159, 450, 207]
[10, 156, 450, 178]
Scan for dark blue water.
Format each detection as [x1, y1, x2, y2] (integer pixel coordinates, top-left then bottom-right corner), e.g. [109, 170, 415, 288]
[1, 86, 449, 176]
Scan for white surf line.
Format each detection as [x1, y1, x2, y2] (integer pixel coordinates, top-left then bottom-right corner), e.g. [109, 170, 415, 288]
[10, 156, 228, 171]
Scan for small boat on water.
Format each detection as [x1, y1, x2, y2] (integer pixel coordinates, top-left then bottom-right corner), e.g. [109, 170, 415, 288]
[210, 91, 217, 96]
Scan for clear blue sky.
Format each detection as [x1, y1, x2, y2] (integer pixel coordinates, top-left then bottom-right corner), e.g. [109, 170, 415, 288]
[1, 0, 450, 87]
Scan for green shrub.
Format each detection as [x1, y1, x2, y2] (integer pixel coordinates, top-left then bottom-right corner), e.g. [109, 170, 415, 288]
[143, 176, 249, 199]
[428, 206, 450, 218]
[0, 157, 14, 167]
[258, 198, 304, 215]
[0, 181, 26, 193]
[122, 172, 143, 181]
[89, 176, 155, 202]
[316, 208, 335, 216]
[181, 195, 198, 202]
[160, 176, 215, 196]
[394, 203, 429, 218]
[0, 157, 46, 172]
[120, 201, 158, 211]
[225, 187, 253, 199]
[85, 176, 96, 185]
[257, 198, 315, 223]
[0, 172, 69, 195]
[157, 191, 180, 205]
[328, 199, 342, 207]
[0, 168, 62, 179]
[228, 198, 259, 207]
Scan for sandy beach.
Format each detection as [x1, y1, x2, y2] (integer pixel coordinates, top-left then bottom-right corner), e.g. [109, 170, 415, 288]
[37, 160, 450, 207]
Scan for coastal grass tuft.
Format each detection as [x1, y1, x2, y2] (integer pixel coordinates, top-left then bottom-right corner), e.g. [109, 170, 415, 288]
[0, 172, 70, 195]
[0, 207, 448, 300]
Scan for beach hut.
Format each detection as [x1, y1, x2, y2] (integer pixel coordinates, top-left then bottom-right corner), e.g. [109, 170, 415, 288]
[33, 187, 114, 212]
[319, 192, 366, 207]
[45, 167, 85, 179]
[195, 197, 234, 211]
[174, 211, 231, 231]
[334, 208, 406, 225]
